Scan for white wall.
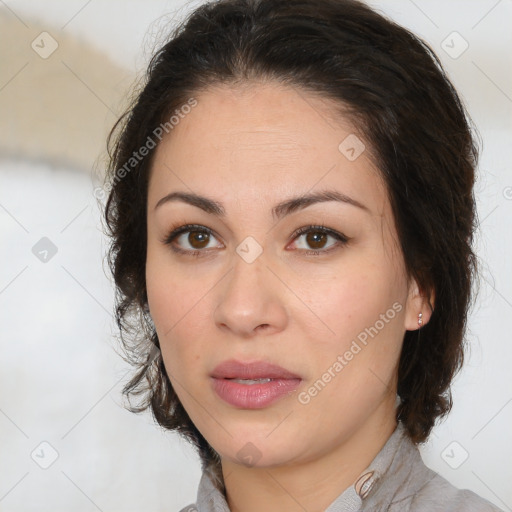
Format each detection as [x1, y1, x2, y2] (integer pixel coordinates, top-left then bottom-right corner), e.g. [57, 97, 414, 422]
[0, 1, 511, 511]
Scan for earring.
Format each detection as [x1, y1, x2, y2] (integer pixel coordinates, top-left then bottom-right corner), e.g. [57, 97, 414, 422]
[418, 312, 423, 327]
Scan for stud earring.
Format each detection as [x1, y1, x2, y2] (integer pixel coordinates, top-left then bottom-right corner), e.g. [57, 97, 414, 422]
[418, 312, 423, 327]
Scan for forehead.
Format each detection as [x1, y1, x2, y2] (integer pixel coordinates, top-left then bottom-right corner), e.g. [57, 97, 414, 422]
[148, 82, 387, 217]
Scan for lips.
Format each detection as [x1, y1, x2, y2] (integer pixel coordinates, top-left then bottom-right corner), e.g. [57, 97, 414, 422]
[210, 359, 302, 409]
[211, 359, 301, 380]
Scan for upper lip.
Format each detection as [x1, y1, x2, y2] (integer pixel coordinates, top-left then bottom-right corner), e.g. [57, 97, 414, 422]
[211, 359, 301, 380]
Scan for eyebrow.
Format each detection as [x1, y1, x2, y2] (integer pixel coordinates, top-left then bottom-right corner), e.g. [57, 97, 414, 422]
[154, 189, 370, 220]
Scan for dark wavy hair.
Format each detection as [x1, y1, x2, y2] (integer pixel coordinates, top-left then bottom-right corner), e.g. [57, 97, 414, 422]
[102, 0, 480, 489]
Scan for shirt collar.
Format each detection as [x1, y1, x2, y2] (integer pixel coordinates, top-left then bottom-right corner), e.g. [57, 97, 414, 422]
[324, 421, 409, 511]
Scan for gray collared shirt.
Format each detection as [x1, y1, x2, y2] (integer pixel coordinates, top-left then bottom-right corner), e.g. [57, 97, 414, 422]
[180, 422, 504, 511]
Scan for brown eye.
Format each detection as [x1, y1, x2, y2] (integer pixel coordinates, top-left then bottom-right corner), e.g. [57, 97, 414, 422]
[162, 224, 222, 255]
[304, 231, 329, 249]
[187, 230, 211, 249]
[290, 225, 349, 254]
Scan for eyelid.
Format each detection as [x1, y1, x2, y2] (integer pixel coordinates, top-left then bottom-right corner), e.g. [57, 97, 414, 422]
[289, 224, 348, 243]
[159, 224, 222, 259]
[160, 223, 222, 247]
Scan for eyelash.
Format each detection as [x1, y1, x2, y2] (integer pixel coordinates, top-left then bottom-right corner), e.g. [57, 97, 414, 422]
[160, 223, 349, 258]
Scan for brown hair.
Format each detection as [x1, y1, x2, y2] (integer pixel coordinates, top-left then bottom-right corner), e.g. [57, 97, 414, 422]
[102, 0, 480, 488]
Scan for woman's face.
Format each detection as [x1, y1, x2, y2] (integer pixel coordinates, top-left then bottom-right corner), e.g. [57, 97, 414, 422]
[146, 81, 423, 468]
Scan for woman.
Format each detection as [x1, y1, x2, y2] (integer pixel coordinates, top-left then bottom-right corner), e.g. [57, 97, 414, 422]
[103, 0, 503, 510]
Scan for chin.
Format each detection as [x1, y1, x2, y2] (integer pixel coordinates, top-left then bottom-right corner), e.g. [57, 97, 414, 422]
[209, 429, 306, 469]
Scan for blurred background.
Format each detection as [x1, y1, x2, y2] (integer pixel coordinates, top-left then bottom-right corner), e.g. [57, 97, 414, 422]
[0, 1, 511, 510]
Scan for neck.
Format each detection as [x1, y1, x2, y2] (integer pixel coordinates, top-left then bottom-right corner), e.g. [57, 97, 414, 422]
[221, 397, 398, 512]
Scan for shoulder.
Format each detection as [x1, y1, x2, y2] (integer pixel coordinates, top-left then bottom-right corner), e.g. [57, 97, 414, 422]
[405, 470, 504, 511]
[361, 425, 503, 512]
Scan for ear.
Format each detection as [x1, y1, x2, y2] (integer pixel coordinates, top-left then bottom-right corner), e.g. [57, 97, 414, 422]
[404, 276, 435, 331]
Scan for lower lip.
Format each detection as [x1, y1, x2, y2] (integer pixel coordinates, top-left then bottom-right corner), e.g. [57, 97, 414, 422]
[211, 377, 302, 409]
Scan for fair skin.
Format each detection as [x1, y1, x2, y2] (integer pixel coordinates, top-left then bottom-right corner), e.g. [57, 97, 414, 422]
[145, 81, 433, 512]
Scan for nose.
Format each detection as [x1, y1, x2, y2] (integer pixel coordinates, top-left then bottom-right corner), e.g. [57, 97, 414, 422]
[213, 250, 288, 338]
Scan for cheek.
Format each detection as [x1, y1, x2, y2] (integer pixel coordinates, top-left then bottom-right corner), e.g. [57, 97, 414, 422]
[298, 257, 406, 395]
[145, 252, 204, 366]
[302, 261, 400, 345]
[147, 280, 208, 394]
[295, 275, 404, 421]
